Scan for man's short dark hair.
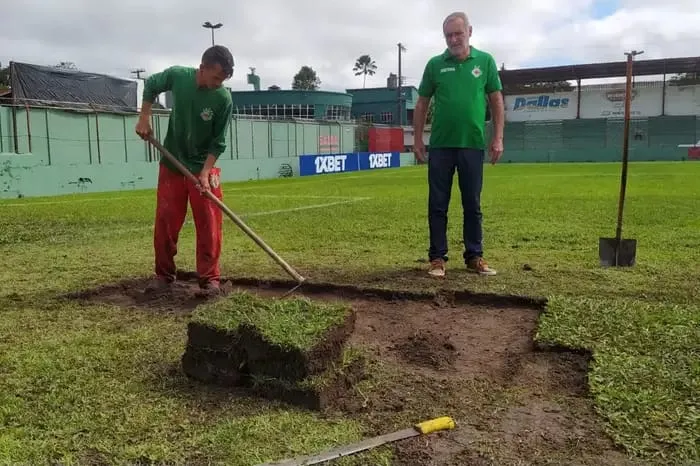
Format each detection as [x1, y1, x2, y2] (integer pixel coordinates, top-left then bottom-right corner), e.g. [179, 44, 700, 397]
[202, 45, 234, 79]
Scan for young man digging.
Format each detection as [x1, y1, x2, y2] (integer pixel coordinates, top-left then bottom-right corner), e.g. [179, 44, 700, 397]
[135, 45, 234, 297]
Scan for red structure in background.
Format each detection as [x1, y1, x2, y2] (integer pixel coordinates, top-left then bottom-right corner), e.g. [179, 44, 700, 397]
[368, 127, 404, 152]
[688, 147, 700, 160]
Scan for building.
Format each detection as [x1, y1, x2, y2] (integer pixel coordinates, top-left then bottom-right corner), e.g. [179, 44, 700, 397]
[346, 73, 418, 126]
[225, 69, 416, 126]
[230, 89, 353, 121]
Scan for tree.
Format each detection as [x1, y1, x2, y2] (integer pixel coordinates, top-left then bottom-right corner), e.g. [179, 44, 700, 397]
[353, 54, 377, 88]
[0, 62, 9, 88]
[292, 66, 321, 90]
[668, 72, 700, 86]
[55, 61, 78, 71]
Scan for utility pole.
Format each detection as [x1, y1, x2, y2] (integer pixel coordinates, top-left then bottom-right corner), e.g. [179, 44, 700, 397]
[131, 68, 145, 79]
[397, 42, 406, 126]
[202, 21, 223, 46]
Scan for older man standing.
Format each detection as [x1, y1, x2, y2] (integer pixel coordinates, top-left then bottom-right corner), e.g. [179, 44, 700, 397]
[413, 11, 505, 278]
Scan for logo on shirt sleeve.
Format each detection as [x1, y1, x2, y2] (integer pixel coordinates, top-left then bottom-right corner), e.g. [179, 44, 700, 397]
[200, 107, 214, 121]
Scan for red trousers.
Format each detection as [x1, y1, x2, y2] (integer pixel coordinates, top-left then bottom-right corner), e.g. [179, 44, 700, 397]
[153, 163, 223, 286]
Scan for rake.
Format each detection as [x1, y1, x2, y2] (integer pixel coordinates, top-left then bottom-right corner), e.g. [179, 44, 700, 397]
[147, 136, 306, 295]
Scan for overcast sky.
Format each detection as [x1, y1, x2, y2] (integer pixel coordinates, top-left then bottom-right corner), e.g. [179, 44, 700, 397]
[2, 0, 699, 92]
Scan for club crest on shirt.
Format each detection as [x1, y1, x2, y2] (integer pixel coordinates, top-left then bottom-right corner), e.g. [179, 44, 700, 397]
[200, 107, 213, 121]
[471, 65, 482, 78]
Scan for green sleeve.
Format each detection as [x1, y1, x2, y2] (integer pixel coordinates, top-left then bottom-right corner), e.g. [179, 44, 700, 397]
[417, 59, 436, 98]
[142, 66, 177, 103]
[485, 55, 503, 94]
[208, 98, 233, 158]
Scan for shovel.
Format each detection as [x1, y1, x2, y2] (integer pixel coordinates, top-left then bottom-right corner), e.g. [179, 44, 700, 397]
[147, 136, 306, 294]
[599, 51, 640, 267]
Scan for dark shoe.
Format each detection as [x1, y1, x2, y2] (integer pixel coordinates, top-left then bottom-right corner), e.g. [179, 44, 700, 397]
[144, 276, 173, 294]
[195, 280, 222, 298]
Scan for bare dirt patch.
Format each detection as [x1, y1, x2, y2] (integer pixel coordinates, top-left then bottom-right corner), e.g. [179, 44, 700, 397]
[64, 272, 633, 465]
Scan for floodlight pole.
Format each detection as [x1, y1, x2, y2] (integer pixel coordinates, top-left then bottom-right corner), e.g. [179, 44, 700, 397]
[203, 21, 223, 46]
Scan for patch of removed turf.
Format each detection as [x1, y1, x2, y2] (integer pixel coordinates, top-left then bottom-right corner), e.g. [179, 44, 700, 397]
[61, 272, 635, 465]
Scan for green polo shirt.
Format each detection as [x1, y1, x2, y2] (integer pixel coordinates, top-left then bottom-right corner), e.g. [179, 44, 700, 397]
[417, 46, 502, 150]
[142, 66, 233, 175]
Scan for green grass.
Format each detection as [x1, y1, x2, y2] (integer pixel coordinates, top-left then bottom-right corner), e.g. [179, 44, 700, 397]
[192, 291, 352, 350]
[1, 161, 699, 464]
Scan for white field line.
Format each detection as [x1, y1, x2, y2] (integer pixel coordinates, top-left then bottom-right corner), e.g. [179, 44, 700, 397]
[0, 193, 366, 207]
[87, 197, 372, 237]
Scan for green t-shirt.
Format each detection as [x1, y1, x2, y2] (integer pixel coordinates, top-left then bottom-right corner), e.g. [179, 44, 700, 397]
[417, 46, 502, 150]
[142, 66, 233, 174]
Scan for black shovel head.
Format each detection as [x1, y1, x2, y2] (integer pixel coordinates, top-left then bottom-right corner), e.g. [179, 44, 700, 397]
[599, 237, 637, 267]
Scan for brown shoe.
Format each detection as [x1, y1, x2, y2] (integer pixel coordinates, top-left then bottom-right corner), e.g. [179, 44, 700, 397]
[428, 258, 446, 277]
[467, 257, 497, 276]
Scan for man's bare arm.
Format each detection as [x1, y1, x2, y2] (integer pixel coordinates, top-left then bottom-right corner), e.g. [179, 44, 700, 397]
[488, 91, 504, 140]
[413, 95, 430, 137]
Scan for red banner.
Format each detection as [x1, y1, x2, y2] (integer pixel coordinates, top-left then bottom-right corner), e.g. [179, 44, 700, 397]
[688, 147, 700, 160]
[368, 127, 404, 153]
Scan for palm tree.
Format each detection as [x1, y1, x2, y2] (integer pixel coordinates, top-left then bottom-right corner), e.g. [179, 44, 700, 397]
[353, 55, 377, 88]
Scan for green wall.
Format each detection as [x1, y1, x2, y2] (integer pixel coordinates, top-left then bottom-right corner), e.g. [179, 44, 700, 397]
[2, 102, 698, 199]
[484, 116, 699, 163]
[0, 105, 372, 199]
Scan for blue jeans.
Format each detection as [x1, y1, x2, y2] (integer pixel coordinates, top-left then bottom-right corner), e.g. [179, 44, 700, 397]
[427, 147, 484, 263]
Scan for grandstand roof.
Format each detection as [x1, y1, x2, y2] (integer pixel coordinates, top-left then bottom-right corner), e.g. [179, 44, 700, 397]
[499, 56, 700, 84]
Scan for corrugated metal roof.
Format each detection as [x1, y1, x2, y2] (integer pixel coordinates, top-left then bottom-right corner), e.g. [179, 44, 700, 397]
[499, 56, 700, 84]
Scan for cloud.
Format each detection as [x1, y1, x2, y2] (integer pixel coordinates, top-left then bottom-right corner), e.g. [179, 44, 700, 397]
[1, 0, 698, 93]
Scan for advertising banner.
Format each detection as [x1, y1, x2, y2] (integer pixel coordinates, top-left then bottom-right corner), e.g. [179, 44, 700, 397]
[505, 92, 577, 121]
[665, 85, 700, 116]
[579, 86, 663, 118]
[299, 152, 400, 176]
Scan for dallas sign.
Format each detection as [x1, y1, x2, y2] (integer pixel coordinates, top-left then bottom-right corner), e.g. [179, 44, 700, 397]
[505, 92, 578, 121]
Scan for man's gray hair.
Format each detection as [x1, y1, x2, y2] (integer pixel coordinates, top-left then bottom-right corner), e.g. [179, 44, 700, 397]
[443, 11, 469, 29]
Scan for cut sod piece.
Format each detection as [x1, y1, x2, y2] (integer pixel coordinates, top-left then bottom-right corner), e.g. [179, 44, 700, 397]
[245, 347, 367, 411]
[181, 343, 244, 386]
[187, 291, 356, 382]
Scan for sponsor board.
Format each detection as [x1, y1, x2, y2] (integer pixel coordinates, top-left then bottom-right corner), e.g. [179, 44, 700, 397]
[299, 152, 401, 176]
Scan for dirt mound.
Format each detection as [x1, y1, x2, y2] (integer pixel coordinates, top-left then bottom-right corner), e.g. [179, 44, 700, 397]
[391, 330, 457, 370]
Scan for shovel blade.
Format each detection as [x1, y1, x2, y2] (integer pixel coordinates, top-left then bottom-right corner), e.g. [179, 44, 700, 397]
[599, 237, 637, 267]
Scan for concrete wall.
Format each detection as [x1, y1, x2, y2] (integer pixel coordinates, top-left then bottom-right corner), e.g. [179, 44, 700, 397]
[0, 104, 393, 199]
[2, 101, 698, 199]
[401, 116, 699, 162]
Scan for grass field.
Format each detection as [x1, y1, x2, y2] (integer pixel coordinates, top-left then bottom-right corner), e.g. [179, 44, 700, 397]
[1, 161, 699, 465]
